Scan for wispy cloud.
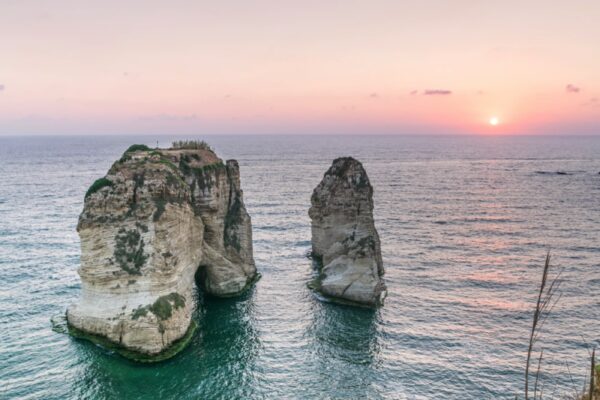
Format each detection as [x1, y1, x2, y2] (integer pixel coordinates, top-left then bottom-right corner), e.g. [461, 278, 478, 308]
[369, 92, 379, 99]
[409, 90, 418, 95]
[424, 89, 452, 96]
[0, 84, 4, 92]
[566, 84, 580, 93]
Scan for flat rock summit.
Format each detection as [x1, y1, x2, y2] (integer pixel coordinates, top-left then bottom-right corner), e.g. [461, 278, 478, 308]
[309, 157, 386, 307]
[66, 142, 257, 359]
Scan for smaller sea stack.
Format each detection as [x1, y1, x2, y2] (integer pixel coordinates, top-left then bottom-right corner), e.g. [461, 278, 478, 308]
[308, 157, 385, 307]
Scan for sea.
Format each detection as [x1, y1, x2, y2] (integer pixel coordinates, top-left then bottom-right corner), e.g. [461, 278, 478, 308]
[1, 134, 599, 399]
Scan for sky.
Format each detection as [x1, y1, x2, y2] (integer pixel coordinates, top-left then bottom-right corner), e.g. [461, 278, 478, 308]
[0, 0, 599, 135]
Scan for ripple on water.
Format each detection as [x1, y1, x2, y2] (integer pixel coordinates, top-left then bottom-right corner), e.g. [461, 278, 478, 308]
[0, 135, 599, 399]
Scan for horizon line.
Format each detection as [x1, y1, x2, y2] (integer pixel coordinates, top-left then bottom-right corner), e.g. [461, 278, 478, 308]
[1, 132, 600, 138]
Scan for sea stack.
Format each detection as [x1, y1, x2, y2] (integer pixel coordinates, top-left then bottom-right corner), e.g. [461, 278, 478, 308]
[308, 157, 385, 307]
[66, 141, 257, 360]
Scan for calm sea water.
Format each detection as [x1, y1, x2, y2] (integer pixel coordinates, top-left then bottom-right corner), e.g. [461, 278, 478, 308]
[1, 135, 599, 399]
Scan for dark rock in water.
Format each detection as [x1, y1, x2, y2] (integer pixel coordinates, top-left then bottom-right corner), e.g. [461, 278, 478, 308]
[308, 157, 386, 307]
[535, 171, 572, 176]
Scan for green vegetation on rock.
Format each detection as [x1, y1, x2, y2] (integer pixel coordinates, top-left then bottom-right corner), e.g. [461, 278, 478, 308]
[150, 293, 186, 320]
[125, 144, 151, 153]
[113, 228, 147, 275]
[179, 156, 191, 174]
[153, 199, 167, 222]
[171, 140, 212, 151]
[85, 177, 114, 199]
[130, 293, 186, 321]
[131, 305, 148, 320]
[63, 316, 198, 363]
[189, 161, 225, 192]
[119, 144, 151, 163]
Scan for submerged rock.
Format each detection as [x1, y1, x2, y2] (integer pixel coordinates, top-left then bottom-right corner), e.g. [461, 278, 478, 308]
[535, 170, 572, 176]
[308, 157, 385, 307]
[66, 142, 257, 359]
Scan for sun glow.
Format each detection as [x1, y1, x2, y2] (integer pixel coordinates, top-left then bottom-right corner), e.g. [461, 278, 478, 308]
[489, 117, 499, 126]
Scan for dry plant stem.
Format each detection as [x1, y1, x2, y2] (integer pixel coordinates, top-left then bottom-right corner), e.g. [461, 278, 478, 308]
[525, 252, 563, 400]
[565, 361, 580, 399]
[525, 252, 551, 399]
[534, 348, 544, 399]
[590, 348, 595, 400]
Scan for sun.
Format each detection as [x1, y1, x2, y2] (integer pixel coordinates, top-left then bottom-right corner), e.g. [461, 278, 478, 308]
[489, 117, 499, 126]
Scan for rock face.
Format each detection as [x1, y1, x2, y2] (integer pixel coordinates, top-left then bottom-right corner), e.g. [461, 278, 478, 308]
[308, 157, 385, 307]
[66, 143, 257, 358]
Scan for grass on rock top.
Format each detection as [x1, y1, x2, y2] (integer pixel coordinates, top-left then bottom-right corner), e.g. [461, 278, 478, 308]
[124, 144, 152, 153]
[171, 140, 212, 151]
[85, 177, 113, 199]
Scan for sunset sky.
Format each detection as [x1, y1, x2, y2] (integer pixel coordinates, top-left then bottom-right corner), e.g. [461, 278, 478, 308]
[1, 0, 599, 135]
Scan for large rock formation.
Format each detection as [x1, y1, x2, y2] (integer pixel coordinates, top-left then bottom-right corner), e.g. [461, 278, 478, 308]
[308, 157, 385, 307]
[66, 142, 257, 360]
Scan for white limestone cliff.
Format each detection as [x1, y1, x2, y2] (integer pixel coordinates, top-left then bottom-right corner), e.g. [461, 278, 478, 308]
[66, 143, 257, 359]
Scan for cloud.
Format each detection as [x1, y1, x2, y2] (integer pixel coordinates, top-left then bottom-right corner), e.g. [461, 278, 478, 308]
[566, 84, 580, 93]
[424, 89, 452, 96]
[0, 84, 4, 92]
[409, 90, 418, 95]
[583, 97, 599, 107]
[369, 92, 379, 99]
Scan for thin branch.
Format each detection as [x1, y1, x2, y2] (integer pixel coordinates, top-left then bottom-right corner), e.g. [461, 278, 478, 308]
[534, 348, 544, 399]
[580, 335, 593, 358]
[589, 348, 595, 400]
[565, 361, 581, 399]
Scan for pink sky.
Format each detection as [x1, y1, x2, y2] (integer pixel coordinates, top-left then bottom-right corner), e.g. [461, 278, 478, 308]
[0, 0, 599, 135]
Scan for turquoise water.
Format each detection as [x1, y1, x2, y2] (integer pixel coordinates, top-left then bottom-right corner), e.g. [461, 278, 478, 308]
[1, 135, 599, 399]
